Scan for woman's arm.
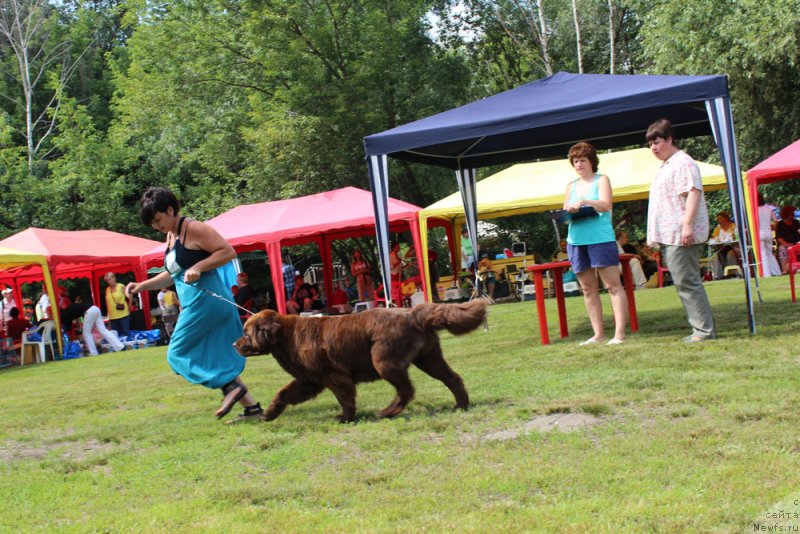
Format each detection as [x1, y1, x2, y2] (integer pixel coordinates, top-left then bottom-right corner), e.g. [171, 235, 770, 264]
[181, 220, 236, 284]
[575, 175, 612, 212]
[126, 270, 173, 297]
[563, 182, 573, 211]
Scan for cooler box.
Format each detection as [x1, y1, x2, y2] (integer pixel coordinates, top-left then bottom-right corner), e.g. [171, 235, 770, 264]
[563, 281, 581, 297]
[521, 284, 536, 301]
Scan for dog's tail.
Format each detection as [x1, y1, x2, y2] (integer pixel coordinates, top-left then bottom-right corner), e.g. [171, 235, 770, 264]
[410, 300, 488, 335]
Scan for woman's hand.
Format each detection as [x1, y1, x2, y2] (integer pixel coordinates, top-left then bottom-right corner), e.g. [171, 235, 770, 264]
[125, 282, 141, 298]
[567, 201, 583, 213]
[184, 267, 201, 284]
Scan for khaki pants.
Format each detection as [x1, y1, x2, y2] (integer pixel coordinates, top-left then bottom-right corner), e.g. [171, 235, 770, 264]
[661, 244, 716, 339]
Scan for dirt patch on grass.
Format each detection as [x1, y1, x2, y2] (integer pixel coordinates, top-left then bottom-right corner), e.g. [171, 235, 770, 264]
[0, 438, 117, 462]
[483, 413, 604, 441]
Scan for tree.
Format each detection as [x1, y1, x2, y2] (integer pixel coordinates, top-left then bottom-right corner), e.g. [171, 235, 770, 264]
[0, 0, 93, 174]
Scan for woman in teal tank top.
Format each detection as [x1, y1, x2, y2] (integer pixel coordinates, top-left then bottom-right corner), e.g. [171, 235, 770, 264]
[563, 141, 628, 346]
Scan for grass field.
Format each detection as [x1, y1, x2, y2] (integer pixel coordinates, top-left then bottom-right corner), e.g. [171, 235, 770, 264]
[2, 277, 800, 532]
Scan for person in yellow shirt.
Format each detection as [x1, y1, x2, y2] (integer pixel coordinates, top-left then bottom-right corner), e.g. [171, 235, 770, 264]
[104, 272, 131, 338]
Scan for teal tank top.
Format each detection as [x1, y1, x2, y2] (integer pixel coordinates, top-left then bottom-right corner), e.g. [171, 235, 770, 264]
[566, 174, 616, 246]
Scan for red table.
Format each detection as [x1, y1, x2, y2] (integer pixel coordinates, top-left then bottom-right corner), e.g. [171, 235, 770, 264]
[526, 254, 639, 345]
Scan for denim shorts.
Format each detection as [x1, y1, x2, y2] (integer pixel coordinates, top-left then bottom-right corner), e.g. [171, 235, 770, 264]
[567, 241, 619, 273]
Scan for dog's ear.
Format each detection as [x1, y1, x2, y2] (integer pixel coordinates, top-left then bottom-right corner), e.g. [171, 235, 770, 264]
[255, 315, 282, 347]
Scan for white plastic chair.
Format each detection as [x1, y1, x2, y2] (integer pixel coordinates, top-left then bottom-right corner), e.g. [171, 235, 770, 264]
[20, 320, 56, 365]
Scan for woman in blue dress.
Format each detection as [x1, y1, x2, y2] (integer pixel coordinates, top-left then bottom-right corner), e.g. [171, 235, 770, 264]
[126, 187, 262, 422]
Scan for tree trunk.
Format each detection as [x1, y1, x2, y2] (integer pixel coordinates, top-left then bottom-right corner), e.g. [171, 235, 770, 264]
[572, 0, 583, 74]
[608, 0, 615, 74]
[535, 0, 553, 76]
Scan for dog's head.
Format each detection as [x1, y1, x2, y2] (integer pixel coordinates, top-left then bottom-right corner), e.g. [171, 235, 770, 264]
[234, 310, 283, 356]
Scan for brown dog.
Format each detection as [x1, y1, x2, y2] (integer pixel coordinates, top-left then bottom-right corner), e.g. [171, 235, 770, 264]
[235, 300, 488, 422]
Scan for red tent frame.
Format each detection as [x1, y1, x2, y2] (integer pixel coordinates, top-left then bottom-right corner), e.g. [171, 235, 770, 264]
[745, 138, 800, 276]
[0, 228, 163, 328]
[141, 187, 450, 313]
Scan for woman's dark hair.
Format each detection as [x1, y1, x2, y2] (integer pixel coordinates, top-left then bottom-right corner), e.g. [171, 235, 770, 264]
[646, 118, 674, 143]
[9, 307, 19, 319]
[757, 192, 765, 206]
[568, 141, 599, 173]
[780, 205, 796, 220]
[140, 187, 180, 226]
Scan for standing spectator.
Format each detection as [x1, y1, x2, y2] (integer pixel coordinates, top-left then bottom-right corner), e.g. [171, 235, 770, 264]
[36, 291, 51, 322]
[460, 227, 475, 271]
[157, 286, 181, 338]
[563, 140, 628, 346]
[390, 241, 403, 282]
[350, 249, 374, 302]
[56, 285, 71, 311]
[646, 118, 715, 343]
[427, 248, 440, 302]
[1, 288, 17, 335]
[61, 296, 125, 355]
[104, 272, 131, 338]
[282, 253, 296, 302]
[757, 193, 781, 277]
[776, 205, 800, 273]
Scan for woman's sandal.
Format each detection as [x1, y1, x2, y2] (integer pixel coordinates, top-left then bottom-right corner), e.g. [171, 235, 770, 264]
[225, 403, 264, 425]
[216, 379, 248, 419]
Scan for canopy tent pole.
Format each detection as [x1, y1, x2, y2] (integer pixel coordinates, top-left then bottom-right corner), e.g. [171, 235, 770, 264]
[705, 97, 757, 331]
[267, 242, 286, 314]
[455, 166, 483, 297]
[368, 155, 393, 307]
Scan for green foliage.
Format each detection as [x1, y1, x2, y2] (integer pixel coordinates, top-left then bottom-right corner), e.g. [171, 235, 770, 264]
[0, 0, 798, 242]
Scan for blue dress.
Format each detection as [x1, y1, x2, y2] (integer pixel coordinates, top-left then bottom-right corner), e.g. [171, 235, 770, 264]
[164, 219, 245, 389]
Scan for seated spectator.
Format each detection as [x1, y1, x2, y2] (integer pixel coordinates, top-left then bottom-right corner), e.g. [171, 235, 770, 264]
[776, 205, 800, 273]
[234, 272, 255, 312]
[286, 275, 323, 314]
[615, 230, 638, 255]
[6, 307, 31, 344]
[476, 252, 496, 298]
[552, 239, 569, 262]
[710, 211, 741, 279]
[615, 231, 647, 288]
[638, 242, 659, 281]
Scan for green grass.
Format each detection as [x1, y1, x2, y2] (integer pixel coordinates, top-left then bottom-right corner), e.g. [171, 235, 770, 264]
[2, 277, 800, 532]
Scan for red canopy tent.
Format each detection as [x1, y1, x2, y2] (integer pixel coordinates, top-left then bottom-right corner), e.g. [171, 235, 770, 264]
[141, 187, 451, 313]
[745, 139, 800, 275]
[0, 228, 163, 326]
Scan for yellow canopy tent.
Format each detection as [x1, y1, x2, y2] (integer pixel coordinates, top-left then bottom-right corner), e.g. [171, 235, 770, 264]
[418, 147, 728, 300]
[0, 246, 62, 357]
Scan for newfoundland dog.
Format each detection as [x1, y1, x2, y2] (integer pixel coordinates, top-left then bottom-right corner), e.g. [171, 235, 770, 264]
[235, 300, 487, 422]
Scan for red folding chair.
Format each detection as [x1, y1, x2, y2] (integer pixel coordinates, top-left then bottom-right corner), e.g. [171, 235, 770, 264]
[788, 243, 800, 303]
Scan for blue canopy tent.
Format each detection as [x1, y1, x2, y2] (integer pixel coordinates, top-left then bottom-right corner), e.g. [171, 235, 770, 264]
[364, 72, 755, 333]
